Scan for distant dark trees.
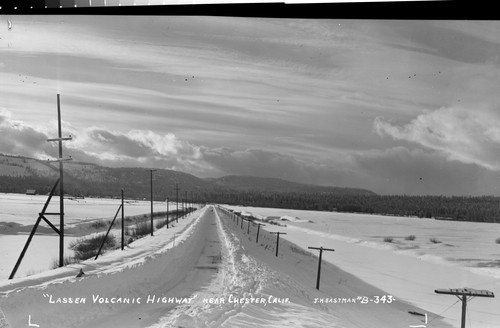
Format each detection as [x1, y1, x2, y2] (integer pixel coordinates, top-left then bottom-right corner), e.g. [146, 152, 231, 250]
[199, 191, 500, 224]
[1, 173, 500, 224]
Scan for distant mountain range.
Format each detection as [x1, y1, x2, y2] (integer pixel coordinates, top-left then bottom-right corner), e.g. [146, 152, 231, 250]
[0, 153, 375, 200]
[3, 154, 500, 223]
[207, 175, 374, 195]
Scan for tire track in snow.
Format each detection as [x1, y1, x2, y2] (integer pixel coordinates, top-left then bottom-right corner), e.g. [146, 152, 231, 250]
[151, 206, 347, 328]
[148, 206, 267, 327]
[214, 208, 348, 328]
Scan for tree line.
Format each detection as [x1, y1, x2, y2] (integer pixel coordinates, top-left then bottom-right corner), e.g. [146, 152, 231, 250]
[199, 191, 500, 223]
[1, 175, 500, 223]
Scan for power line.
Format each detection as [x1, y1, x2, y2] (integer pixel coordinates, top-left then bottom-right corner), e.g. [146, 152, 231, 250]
[426, 299, 459, 325]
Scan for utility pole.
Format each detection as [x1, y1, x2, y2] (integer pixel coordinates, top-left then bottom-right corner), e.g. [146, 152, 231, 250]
[48, 94, 72, 267]
[150, 169, 156, 236]
[9, 94, 72, 278]
[121, 189, 124, 250]
[241, 217, 244, 229]
[185, 190, 188, 216]
[166, 197, 169, 229]
[270, 232, 287, 257]
[435, 288, 494, 328]
[57, 94, 65, 267]
[181, 196, 184, 218]
[175, 183, 179, 223]
[247, 220, 251, 234]
[308, 246, 335, 290]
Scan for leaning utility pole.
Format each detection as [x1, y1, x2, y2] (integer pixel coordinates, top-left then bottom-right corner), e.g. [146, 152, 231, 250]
[435, 288, 494, 328]
[95, 192, 124, 260]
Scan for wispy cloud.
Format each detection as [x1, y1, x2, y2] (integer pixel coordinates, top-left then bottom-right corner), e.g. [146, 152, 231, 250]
[2, 17, 500, 195]
[374, 105, 500, 171]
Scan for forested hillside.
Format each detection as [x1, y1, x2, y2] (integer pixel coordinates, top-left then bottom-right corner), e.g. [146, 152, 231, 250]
[0, 154, 372, 199]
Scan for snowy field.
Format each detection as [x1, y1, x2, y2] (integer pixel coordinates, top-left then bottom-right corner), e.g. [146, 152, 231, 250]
[0, 193, 175, 280]
[0, 206, 452, 328]
[0, 193, 168, 226]
[225, 205, 500, 328]
[1, 200, 498, 327]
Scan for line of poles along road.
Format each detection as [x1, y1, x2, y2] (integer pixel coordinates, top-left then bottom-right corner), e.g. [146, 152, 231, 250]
[216, 205, 333, 291]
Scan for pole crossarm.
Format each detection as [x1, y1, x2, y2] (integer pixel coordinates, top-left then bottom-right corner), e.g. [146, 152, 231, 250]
[47, 137, 72, 142]
[46, 157, 73, 163]
[308, 246, 336, 252]
[435, 288, 494, 298]
[435, 287, 494, 328]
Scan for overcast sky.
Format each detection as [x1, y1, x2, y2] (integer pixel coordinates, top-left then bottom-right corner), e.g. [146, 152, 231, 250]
[1, 16, 500, 195]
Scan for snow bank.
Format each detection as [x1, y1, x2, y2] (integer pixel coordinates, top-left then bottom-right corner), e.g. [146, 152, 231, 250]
[0, 205, 457, 328]
[212, 206, 448, 328]
[278, 215, 308, 223]
[0, 208, 205, 328]
[224, 205, 500, 328]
